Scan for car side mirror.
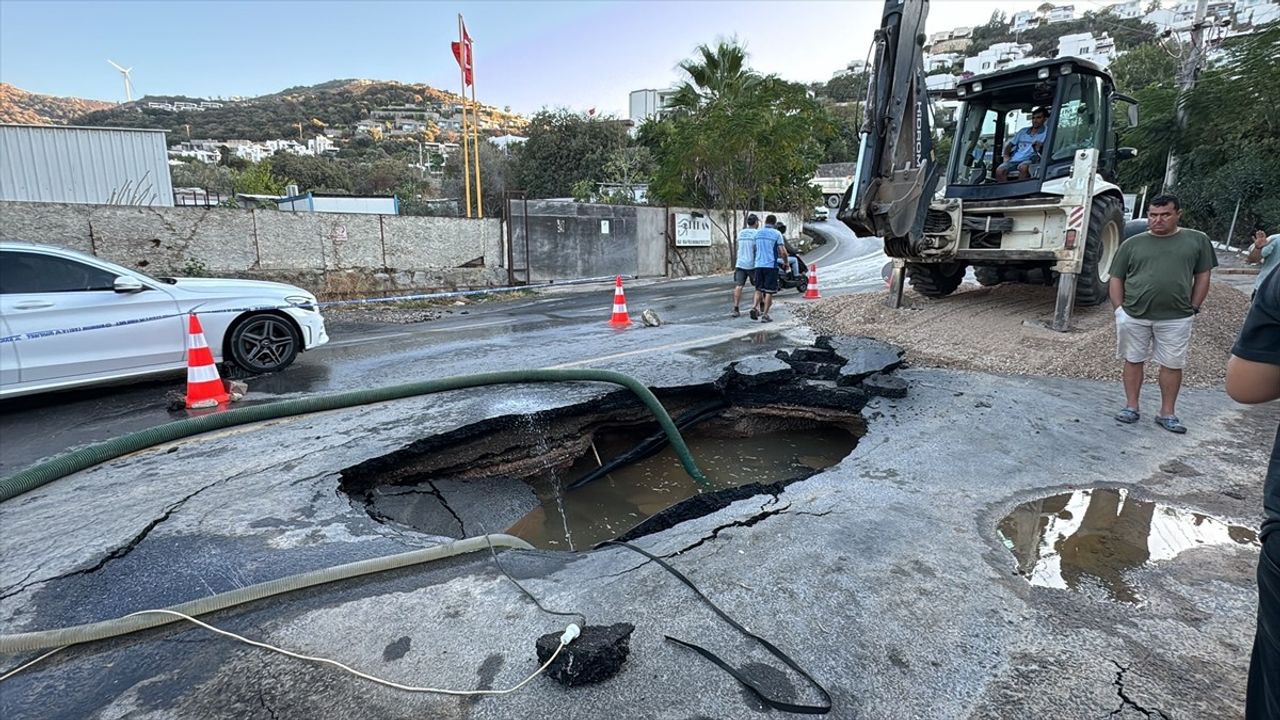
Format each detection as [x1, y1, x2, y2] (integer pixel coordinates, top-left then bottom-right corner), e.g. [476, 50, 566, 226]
[113, 276, 144, 293]
[1116, 147, 1138, 161]
[1127, 104, 1139, 127]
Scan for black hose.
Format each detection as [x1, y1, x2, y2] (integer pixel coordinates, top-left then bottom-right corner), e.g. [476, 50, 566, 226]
[0, 369, 707, 504]
[566, 399, 727, 490]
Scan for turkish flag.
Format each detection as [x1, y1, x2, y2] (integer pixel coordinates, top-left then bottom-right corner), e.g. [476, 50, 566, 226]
[451, 22, 474, 86]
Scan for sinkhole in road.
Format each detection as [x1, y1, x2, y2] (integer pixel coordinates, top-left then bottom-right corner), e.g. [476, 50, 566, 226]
[339, 336, 906, 549]
[338, 386, 862, 550]
[998, 488, 1258, 603]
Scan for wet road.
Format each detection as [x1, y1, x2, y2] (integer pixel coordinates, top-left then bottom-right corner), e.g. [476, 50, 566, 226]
[0, 227, 888, 474]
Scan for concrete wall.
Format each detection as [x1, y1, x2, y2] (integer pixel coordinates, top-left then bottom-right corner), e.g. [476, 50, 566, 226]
[508, 200, 646, 282]
[664, 207, 803, 278]
[0, 201, 502, 297]
[505, 201, 801, 282]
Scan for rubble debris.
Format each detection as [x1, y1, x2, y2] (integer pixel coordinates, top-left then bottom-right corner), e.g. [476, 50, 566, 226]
[536, 623, 635, 686]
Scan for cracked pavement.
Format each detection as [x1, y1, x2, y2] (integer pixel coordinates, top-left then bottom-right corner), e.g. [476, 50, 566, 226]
[0, 351, 1273, 718]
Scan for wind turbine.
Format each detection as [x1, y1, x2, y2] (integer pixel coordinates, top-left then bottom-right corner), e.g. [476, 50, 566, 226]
[107, 60, 134, 102]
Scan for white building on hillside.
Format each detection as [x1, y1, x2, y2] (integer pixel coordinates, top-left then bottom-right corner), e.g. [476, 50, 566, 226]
[925, 53, 960, 72]
[1057, 32, 1118, 68]
[488, 134, 527, 151]
[1107, 0, 1144, 19]
[1012, 10, 1041, 31]
[926, 74, 958, 93]
[307, 135, 334, 155]
[1048, 4, 1076, 22]
[1238, 0, 1280, 25]
[233, 144, 269, 164]
[963, 42, 1034, 75]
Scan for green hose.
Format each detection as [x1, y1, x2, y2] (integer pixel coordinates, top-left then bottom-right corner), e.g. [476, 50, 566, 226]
[0, 534, 534, 654]
[0, 368, 707, 504]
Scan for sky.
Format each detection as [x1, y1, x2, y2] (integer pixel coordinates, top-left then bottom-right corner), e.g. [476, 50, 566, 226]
[0, 0, 1102, 117]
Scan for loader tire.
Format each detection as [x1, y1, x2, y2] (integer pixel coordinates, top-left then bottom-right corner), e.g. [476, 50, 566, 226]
[1075, 196, 1126, 306]
[906, 262, 966, 298]
[974, 266, 1003, 286]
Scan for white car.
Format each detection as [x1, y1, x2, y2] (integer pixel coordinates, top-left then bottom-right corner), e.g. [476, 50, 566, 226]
[812, 207, 830, 221]
[0, 242, 328, 398]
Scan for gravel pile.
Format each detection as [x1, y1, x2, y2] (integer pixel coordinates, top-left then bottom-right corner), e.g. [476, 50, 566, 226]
[796, 280, 1251, 388]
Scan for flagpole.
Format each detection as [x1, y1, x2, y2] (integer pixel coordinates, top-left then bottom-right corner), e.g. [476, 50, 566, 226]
[457, 13, 473, 218]
[470, 46, 484, 219]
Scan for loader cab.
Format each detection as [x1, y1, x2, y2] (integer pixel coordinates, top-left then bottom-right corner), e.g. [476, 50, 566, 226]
[945, 59, 1133, 200]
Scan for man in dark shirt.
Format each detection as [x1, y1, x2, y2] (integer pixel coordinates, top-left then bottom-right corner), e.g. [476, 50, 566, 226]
[1226, 268, 1280, 719]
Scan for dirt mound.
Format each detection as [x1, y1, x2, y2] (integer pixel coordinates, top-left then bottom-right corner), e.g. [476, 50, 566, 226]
[795, 281, 1250, 388]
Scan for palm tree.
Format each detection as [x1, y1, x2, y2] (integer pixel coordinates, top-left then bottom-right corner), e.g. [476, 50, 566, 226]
[667, 41, 764, 113]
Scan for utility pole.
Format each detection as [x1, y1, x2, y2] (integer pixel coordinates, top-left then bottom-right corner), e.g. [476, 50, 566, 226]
[1163, 0, 1209, 190]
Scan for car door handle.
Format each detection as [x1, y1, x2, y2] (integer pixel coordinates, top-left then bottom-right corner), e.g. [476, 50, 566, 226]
[12, 301, 54, 310]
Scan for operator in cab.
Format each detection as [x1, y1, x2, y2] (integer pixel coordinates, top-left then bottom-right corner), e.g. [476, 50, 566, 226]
[995, 107, 1049, 182]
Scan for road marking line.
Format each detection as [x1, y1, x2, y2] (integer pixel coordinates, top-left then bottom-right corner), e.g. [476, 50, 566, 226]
[324, 332, 413, 348]
[545, 325, 790, 369]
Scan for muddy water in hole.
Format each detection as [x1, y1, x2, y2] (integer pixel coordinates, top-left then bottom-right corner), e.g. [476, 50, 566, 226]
[998, 488, 1258, 603]
[506, 425, 857, 549]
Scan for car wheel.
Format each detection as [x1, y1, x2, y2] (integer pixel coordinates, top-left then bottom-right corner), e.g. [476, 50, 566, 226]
[228, 313, 300, 374]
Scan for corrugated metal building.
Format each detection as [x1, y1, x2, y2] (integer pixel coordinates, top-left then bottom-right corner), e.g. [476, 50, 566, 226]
[0, 124, 174, 206]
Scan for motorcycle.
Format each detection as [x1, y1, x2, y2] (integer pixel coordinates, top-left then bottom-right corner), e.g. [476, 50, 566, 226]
[777, 242, 810, 294]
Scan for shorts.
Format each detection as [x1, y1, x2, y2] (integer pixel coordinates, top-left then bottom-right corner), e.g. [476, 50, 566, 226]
[733, 268, 754, 287]
[754, 267, 780, 294]
[1115, 308, 1194, 369]
[997, 159, 1031, 172]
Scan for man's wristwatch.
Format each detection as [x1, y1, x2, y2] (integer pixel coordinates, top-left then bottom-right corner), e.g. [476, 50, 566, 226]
[1191, 306, 1201, 314]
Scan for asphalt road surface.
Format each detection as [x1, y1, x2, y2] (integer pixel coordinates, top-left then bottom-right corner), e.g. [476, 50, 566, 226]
[0, 227, 889, 474]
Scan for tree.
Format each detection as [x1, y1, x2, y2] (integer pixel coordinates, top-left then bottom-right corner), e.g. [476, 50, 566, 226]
[269, 154, 353, 193]
[170, 160, 234, 193]
[217, 146, 250, 171]
[441, 138, 513, 216]
[512, 109, 630, 198]
[647, 41, 832, 218]
[666, 41, 763, 112]
[1108, 42, 1178, 93]
[601, 146, 655, 201]
[351, 158, 416, 195]
[823, 72, 870, 103]
[232, 162, 289, 195]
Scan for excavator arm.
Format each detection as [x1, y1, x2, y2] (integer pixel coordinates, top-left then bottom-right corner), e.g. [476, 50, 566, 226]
[839, 0, 940, 251]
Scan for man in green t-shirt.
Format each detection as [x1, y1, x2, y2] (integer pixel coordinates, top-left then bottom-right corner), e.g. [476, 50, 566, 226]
[1108, 194, 1217, 433]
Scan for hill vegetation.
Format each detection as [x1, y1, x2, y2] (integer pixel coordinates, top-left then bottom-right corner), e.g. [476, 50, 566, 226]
[69, 79, 524, 143]
[0, 83, 113, 125]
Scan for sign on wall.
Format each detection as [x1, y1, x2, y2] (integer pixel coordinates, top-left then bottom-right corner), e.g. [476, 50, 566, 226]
[673, 213, 712, 247]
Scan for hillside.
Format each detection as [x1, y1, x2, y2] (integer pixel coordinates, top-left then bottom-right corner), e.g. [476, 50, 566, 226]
[0, 83, 114, 125]
[68, 79, 525, 144]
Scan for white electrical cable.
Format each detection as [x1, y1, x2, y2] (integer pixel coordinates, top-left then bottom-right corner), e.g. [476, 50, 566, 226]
[0, 647, 64, 682]
[1, 610, 578, 697]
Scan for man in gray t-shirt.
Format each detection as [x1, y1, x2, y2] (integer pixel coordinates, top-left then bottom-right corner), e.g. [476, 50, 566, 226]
[731, 214, 759, 317]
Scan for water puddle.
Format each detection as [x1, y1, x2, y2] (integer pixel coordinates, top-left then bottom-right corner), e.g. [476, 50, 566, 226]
[998, 488, 1258, 603]
[507, 423, 855, 549]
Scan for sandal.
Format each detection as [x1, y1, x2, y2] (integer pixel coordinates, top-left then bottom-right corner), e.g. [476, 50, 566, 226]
[1154, 415, 1187, 434]
[1114, 407, 1139, 424]
[749, 308, 759, 320]
[732, 307, 741, 317]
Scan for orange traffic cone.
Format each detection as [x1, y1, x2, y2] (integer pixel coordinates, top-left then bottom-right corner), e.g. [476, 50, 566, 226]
[185, 314, 230, 409]
[804, 263, 822, 299]
[609, 275, 632, 327]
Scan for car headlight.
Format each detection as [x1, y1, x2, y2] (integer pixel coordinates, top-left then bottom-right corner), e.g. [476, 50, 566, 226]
[284, 295, 318, 312]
